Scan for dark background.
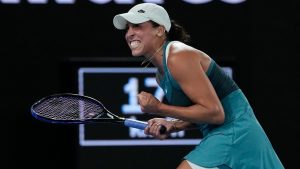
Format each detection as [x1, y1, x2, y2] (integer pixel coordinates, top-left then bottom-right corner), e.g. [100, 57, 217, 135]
[1, 1, 299, 169]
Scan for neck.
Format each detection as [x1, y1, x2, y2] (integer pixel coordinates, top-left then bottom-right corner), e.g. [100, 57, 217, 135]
[141, 40, 166, 68]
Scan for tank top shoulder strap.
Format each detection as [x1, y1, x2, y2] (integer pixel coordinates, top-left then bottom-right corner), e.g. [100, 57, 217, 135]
[162, 41, 181, 89]
[164, 41, 177, 64]
[206, 58, 216, 76]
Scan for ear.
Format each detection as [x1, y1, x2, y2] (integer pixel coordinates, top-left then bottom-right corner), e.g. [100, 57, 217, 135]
[156, 26, 165, 37]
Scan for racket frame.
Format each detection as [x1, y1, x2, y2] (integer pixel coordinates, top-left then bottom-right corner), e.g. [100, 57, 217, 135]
[31, 93, 165, 133]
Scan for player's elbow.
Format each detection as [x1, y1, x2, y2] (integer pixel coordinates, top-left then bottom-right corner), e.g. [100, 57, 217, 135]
[211, 105, 225, 125]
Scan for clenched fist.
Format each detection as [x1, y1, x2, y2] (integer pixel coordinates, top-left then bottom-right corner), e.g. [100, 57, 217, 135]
[137, 91, 162, 115]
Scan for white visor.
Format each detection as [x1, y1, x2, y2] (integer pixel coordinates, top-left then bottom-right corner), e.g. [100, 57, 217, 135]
[112, 3, 171, 32]
[113, 12, 150, 30]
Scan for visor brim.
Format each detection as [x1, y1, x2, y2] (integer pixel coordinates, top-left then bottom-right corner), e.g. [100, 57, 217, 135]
[113, 12, 150, 30]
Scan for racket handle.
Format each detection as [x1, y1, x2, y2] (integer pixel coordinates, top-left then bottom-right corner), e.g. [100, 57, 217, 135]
[124, 119, 147, 130]
[124, 119, 167, 134]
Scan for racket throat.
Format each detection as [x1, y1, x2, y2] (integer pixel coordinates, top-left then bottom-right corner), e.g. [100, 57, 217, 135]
[106, 112, 125, 122]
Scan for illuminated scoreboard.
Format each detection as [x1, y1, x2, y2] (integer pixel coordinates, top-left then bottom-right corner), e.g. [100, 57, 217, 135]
[77, 66, 233, 146]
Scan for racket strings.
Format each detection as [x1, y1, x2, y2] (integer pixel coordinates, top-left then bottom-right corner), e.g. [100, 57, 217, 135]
[33, 96, 104, 120]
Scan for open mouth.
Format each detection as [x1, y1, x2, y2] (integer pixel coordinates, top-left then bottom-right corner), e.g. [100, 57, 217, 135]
[129, 40, 141, 49]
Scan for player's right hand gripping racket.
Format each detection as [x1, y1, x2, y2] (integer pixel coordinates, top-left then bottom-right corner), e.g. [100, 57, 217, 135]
[31, 93, 166, 134]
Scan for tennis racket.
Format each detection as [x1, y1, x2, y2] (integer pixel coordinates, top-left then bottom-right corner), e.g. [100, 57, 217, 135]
[31, 93, 166, 134]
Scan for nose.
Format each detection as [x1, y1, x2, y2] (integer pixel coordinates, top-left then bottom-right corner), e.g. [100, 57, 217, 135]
[125, 26, 134, 39]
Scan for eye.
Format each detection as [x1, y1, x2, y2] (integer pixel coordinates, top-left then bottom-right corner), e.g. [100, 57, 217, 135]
[128, 23, 140, 28]
[132, 24, 140, 28]
[125, 23, 141, 32]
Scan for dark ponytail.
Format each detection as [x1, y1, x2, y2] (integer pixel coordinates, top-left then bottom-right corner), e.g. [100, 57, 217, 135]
[167, 20, 191, 44]
[150, 20, 191, 44]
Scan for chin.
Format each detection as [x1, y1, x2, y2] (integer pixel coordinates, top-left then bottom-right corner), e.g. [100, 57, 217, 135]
[131, 52, 143, 57]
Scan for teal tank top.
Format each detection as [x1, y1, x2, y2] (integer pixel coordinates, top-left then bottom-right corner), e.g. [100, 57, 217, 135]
[159, 41, 284, 169]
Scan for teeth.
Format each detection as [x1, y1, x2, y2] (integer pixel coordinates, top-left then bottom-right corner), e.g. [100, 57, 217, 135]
[130, 41, 140, 49]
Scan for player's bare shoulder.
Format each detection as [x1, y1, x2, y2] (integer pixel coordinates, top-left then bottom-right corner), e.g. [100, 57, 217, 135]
[167, 41, 211, 72]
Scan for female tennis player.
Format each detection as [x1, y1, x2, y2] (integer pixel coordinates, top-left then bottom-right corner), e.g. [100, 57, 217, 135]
[113, 3, 284, 169]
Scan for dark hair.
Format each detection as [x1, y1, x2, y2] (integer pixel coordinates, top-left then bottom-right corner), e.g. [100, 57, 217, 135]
[150, 20, 191, 44]
[167, 20, 191, 44]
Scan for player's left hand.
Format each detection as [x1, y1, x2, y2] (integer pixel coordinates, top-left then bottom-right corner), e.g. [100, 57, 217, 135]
[137, 91, 162, 115]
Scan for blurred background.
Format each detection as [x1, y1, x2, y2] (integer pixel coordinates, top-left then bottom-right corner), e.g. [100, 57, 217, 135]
[1, 0, 299, 169]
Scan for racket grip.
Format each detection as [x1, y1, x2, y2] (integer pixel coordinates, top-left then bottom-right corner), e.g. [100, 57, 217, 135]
[124, 119, 148, 130]
[124, 119, 167, 134]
